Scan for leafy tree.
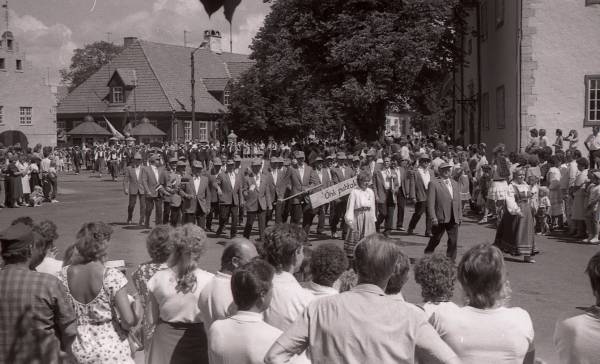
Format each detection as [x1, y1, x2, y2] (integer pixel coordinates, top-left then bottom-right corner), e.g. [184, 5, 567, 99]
[227, 0, 461, 141]
[60, 41, 124, 92]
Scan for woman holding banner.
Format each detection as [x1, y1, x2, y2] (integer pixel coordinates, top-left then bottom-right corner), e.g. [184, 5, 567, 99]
[344, 170, 376, 260]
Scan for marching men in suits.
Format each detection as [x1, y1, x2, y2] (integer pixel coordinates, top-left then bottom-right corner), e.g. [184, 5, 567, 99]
[289, 151, 314, 226]
[407, 154, 433, 237]
[394, 156, 411, 232]
[302, 157, 330, 235]
[207, 158, 222, 232]
[216, 159, 244, 238]
[267, 157, 290, 224]
[330, 152, 355, 239]
[243, 160, 271, 241]
[141, 154, 167, 229]
[180, 160, 211, 228]
[373, 156, 398, 237]
[425, 162, 463, 261]
[123, 153, 146, 225]
[162, 157, 179, 225]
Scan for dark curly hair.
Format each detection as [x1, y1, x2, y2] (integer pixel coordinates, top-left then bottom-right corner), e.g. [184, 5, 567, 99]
[586, 252, 600, 296]
[310, 243, 348, 287]
[262, 223, 306, 272]
[35, 220, 59, 252]
[11, 216, 34, 226]
[170, 224, 207, 294]
[75, 222, 113, 263]
[414, 254, 456, 302]
[146, 225, 173, 263]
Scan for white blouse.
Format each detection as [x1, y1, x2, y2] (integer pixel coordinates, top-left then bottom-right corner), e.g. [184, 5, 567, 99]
[345, 187, 376, 223]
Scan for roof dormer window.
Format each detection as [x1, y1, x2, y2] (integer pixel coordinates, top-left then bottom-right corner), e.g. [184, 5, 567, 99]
[112, 86, 124, 103]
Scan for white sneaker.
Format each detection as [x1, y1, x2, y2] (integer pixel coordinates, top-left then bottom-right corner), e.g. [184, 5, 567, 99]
[51, 199, 59, 203]
[588, 238, 600, 244]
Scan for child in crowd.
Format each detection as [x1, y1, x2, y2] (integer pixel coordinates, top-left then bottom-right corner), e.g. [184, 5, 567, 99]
[537, 186, 551, 235]
[29, 185, 44, 207]
[585, 170, 600, 244]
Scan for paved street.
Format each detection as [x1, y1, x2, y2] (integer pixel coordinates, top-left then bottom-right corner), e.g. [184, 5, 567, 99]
[0, 172, 596, 363]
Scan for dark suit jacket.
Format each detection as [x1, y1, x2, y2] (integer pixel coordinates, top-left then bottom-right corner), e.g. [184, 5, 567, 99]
[209, 173, 220, 203]
[217, 171, 243, 206]
[331, 166, 354, 184]
[373, 169, 398, 205]
[408, 168, 433, 202]
[140, 166, 167, 198]
[180, 175, 211, 214]
[289, 165, 314, 204]
[123, 165, 144, 195]
[427, 178, 462, 224]
[395, 166, 410, 198]
[243, 174, 271, 212]
[266, 168, 290, 203]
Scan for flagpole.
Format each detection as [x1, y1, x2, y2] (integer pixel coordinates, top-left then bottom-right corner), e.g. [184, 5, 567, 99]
[229, 21, 232, 52]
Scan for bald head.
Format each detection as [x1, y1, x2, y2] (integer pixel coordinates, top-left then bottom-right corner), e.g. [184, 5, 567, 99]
[221, 238, 259, 273]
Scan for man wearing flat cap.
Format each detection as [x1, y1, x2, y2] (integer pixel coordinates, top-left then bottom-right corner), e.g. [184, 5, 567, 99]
[141, 154, 168, 229]
[162, 157, 180, 224]
[243, 159, 271, 240]
[123, 152, 146, 225]
[289, 150, 316, 226]
[207, 158, 223, 232]
[216, 159, 244, 238]
[303, 156, 330, 235]
[407, 154, 433, 237]
[329, 152, 355, 239]
[265, 156, 289, 224]
[425, 162, 462, 261]
[180, 160, 212, 228]
[0, 224, 77, 362]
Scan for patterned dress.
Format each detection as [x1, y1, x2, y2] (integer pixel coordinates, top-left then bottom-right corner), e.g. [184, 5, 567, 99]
[494, 182, 536, 256]
[344, 187, 376, 257]
[59, 266, 134, 364]
[132, 262, 167, 349]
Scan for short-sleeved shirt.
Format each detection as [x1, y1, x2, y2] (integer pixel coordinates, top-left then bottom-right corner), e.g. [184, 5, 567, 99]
[0, 265, 77, 363]
[147, 267, 214, 323]
[198, 271, 235, 329]
[264, 272, 314, 331]
[554, 306, 600, 364]
[430, 305, 534, 364]
[274, 284, 457, 364]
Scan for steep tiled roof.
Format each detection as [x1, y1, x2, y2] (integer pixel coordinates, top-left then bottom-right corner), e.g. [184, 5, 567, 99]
[66, 121, 111, 135]
[58, 39, 254, 115]
[130, 122, 166, 136]
[112, 68, 137, 87]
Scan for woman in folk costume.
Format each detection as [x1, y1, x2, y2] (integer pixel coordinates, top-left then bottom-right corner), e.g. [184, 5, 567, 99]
[344, 170, 376, 260]
[546, 155, 564, 229]
[494, 167, 537, 263]
[571, 157, 590, 239]
[487, 144, 512, 225]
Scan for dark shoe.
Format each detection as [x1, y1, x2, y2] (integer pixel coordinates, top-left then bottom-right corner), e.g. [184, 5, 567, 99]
[406, 229, 414, 235]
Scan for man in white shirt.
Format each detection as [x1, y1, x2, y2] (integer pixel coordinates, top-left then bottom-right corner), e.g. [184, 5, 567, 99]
[263, 224, 314, 331]
[554, 252, 600, 364]
[305, 243, 347, 297]
[585, 126, 600, 169]
[209, 259, 287, 364]
[199, 238, 258, 330]
[123, 153, 146, 225]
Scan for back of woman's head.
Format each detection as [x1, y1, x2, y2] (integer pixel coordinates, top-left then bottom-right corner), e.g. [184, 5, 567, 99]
[414, 254, 456, 302]
[170, 224, 207, 294]
[146, 225, 173, 263]
[75, 222, 113, 264]
[458, 244, 506, 309]
[262, 223, 306, 271]
[586, 252, 600, 297]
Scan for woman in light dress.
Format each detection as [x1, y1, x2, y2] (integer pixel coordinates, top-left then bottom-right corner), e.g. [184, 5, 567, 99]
[15, 153, 31, 205]
[571, 158, 590, 239]
[546, 155, 564, 229]
[344, 171, 376, 259]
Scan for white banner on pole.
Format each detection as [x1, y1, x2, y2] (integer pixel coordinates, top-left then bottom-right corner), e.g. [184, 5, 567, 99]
[309, 177, 357, 208]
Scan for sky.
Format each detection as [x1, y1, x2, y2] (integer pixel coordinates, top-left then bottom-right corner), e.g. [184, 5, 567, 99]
[5, 0, 271, 84]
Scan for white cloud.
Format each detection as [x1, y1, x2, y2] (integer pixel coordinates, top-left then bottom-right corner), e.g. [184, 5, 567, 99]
[9, 9, 77, 84]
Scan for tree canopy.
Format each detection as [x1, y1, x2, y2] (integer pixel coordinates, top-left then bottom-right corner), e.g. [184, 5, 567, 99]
[60, 41, 124, 92]
[226, 0, 462, 141]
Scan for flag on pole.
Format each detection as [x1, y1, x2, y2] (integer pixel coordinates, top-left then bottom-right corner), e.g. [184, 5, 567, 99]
[199, 0, 223, 17]
[224, 0, 242, 22]
[103, 116, 125, 139]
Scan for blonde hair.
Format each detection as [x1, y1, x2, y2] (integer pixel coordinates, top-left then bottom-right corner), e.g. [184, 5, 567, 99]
[169, 224, 207, 293]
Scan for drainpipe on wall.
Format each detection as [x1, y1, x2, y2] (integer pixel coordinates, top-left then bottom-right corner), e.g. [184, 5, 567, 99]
[516, 0, 523, 151]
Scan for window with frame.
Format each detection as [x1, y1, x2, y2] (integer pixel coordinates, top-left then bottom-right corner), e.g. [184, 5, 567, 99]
[0, 106, 3, 124]
[184, 120, 192, 142]
[482, 92, 490, 130]
[223, 88, 230, 107]
[585, 75, 600, 125]
[7, 39, 12, 51]
[19, 107, 32, 125]
[481, 2, 488, 41]
[199, 121, 208, 141]
[0, 58, 4, 70]
[16, 59, 22, 70]
[111, 86, 124, 103]
[496, 86, 505, 129]
[495, 0, 505, 28]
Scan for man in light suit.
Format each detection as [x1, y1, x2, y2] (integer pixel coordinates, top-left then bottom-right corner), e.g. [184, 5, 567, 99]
[407, 154, 433, 237]
[141, 154, 167, 229]
[123, 153, 146, 225]
[302, 157, 330, 235]
[425, 162, 463, 261]
[216, 159, 243, 238]
[373, 156, 398, 237]
[288, 151, 314, 226]
[243, 160, 271, 240]
[180, 160, 211, 228]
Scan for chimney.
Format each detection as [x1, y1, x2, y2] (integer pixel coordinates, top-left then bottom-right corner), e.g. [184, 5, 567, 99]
[123, 37, 138, 48]
[203, 30, 222, 54]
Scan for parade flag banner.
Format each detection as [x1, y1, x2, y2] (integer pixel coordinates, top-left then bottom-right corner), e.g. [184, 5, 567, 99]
[309, 177, 357, 208]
